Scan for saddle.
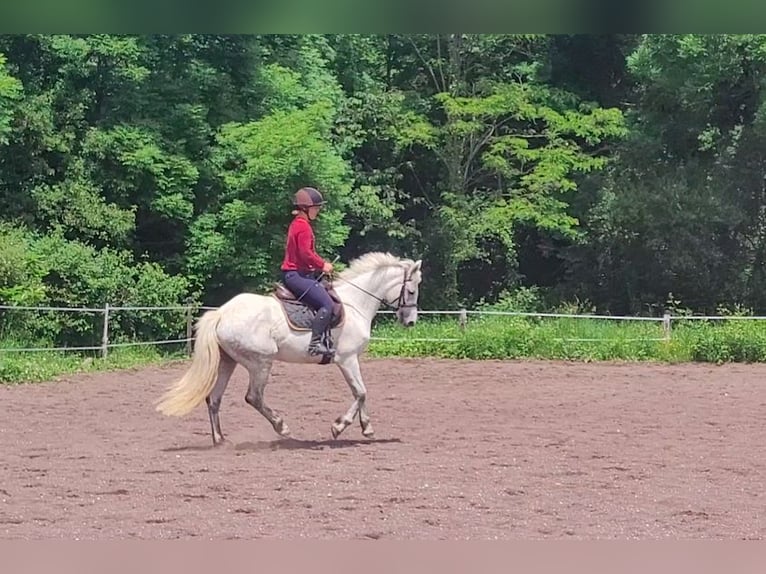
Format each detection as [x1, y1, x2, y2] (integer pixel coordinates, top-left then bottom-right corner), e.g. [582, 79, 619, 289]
[271, 278, 345, 333]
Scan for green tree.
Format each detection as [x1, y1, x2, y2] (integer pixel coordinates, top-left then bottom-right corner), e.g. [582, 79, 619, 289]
[0, 52, 21, 145]
[388, 34, 626, 306]
[193, 37, 354, 300]
[577, 34, 766, 313]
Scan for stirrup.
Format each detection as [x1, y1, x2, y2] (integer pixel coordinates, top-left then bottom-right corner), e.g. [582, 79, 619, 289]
[308, 331, 334, 356]
[308, 340, 333, 356]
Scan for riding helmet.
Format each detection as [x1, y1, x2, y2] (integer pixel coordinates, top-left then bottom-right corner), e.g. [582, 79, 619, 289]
[293, 187, 325, 208]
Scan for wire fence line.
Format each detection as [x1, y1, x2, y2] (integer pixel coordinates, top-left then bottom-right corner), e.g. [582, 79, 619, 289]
[0, 303, 195, 356]
[1, 303, 765, 355]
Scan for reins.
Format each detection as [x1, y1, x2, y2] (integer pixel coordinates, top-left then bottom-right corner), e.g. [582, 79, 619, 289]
[332, 267, 416, 311]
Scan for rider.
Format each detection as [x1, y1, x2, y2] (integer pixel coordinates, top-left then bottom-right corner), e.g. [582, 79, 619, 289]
[280, 186, 336, 357]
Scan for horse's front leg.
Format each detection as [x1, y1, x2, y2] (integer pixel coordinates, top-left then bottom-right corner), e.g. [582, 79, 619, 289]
[332, 354, 373, 439]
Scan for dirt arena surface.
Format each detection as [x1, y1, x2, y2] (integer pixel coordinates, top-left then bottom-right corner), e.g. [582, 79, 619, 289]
[1, 357, 765, 539]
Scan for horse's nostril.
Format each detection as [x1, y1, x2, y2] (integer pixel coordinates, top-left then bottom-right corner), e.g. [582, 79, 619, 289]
[406, 320, 415, 327]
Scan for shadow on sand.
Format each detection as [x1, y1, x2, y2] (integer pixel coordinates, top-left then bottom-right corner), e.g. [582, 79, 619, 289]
[163, 437, 402, 453]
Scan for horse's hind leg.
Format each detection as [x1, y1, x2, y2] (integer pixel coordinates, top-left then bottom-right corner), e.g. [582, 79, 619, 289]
[206, 352, 237, 445]
[332, 354, 373, 439]
[244, 359, 290, 437]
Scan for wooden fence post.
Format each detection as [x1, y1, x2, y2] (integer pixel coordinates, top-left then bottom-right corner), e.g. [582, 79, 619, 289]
[459, 308, 467, 333]
[101, 303, 110, 359]
[185, 303, 194, 356]
[662, 312, 672, 342]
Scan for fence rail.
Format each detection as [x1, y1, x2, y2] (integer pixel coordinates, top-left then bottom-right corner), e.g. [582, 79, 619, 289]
[0, 303, 195, 356]
[2, 304, 765, 355]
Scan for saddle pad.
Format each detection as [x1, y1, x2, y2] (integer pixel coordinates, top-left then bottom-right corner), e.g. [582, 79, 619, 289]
[273, 296, 344, 332]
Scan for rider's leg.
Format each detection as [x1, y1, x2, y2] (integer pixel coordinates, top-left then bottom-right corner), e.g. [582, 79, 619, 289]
[283, 271, 336, 356]
[304, 285, 335, 356]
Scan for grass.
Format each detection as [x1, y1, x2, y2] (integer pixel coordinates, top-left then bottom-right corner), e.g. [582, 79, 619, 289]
[367, 314, 766, 364]
[3, 313, 766, 384]
[0, 341, 187, 384]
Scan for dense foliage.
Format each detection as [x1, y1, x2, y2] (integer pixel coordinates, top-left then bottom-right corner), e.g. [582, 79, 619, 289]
[2, 34, 765, 317]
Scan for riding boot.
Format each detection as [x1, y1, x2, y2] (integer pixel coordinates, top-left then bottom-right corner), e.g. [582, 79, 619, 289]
[308, 307, 334, 356]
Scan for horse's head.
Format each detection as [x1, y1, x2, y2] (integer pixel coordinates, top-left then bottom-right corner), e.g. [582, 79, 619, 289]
[336, 253, 423, 327]
[391, 259, 422, 328]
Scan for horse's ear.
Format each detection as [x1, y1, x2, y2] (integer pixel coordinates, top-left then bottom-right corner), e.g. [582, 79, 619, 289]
[412, 259, 422, 272]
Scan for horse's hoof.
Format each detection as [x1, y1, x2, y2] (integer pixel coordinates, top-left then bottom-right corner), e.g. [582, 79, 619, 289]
[331, 425, 341, 440]
[275, 420, 291, 437]
[362, 428, 375, 439]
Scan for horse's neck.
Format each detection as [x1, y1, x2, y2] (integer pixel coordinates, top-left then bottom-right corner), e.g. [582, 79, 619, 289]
[335, 268, 398, 323]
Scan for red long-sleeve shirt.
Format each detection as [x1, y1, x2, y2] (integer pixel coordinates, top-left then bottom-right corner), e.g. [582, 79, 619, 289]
[281, 215, 326, 272]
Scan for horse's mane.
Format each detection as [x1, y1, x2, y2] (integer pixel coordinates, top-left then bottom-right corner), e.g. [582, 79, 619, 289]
[338, 252, 412, 281]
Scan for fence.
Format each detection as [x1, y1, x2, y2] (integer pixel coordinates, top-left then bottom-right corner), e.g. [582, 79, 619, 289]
[372, 309, 676, 343]
[3, 303, 766, 356]
[0, 304, 198, 357]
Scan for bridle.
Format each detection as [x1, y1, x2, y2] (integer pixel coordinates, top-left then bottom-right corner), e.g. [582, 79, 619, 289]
[333, 267, 418, 311]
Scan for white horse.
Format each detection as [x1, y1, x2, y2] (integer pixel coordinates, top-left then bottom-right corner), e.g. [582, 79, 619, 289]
[156, 252, 422, 443]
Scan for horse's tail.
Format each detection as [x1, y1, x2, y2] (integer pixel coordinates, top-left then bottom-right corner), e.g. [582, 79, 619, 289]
[155, 309, 223, 417]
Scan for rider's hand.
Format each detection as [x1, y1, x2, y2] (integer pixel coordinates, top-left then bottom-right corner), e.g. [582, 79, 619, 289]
[322, 261, 334, 274]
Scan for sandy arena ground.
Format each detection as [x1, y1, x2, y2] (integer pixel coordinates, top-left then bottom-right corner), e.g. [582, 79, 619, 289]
[1, 357, 764, 539]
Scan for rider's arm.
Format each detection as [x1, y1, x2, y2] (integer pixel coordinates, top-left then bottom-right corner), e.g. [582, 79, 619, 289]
[294, 226, 326, 270]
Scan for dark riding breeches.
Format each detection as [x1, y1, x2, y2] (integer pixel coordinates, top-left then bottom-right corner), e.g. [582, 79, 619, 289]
[282, 271, 334, 314]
